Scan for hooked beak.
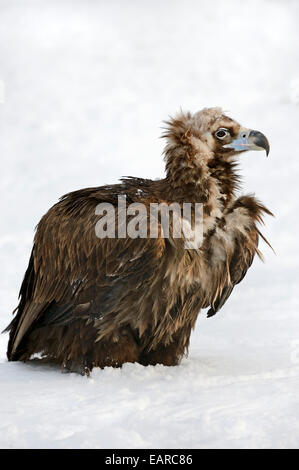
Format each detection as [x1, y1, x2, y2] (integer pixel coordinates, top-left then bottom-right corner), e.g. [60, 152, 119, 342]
[223, 128, 270, 156]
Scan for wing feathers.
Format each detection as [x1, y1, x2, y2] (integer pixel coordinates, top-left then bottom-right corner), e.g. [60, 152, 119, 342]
[6, 184, 167, 359]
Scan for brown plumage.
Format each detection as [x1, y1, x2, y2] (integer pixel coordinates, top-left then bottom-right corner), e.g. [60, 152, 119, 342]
[4, 107, 273, 374]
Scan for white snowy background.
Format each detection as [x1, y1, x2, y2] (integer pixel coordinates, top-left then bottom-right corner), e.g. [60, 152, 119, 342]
[0, 0, 299, 449]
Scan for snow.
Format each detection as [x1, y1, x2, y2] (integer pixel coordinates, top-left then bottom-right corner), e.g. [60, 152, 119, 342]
[1, 0, 299, 449]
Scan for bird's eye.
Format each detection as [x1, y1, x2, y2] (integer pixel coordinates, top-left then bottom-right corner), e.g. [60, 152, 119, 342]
[215, 128, 229, 140]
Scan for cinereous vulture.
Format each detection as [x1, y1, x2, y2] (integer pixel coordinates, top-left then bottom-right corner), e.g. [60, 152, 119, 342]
[4, 107, 272, 374]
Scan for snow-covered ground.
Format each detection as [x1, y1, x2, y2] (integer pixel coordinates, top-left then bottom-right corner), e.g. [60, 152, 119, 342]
[1, 0, 299, 449]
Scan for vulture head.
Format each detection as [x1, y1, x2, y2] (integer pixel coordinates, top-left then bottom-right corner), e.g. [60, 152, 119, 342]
[164, 107, 270, 167]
